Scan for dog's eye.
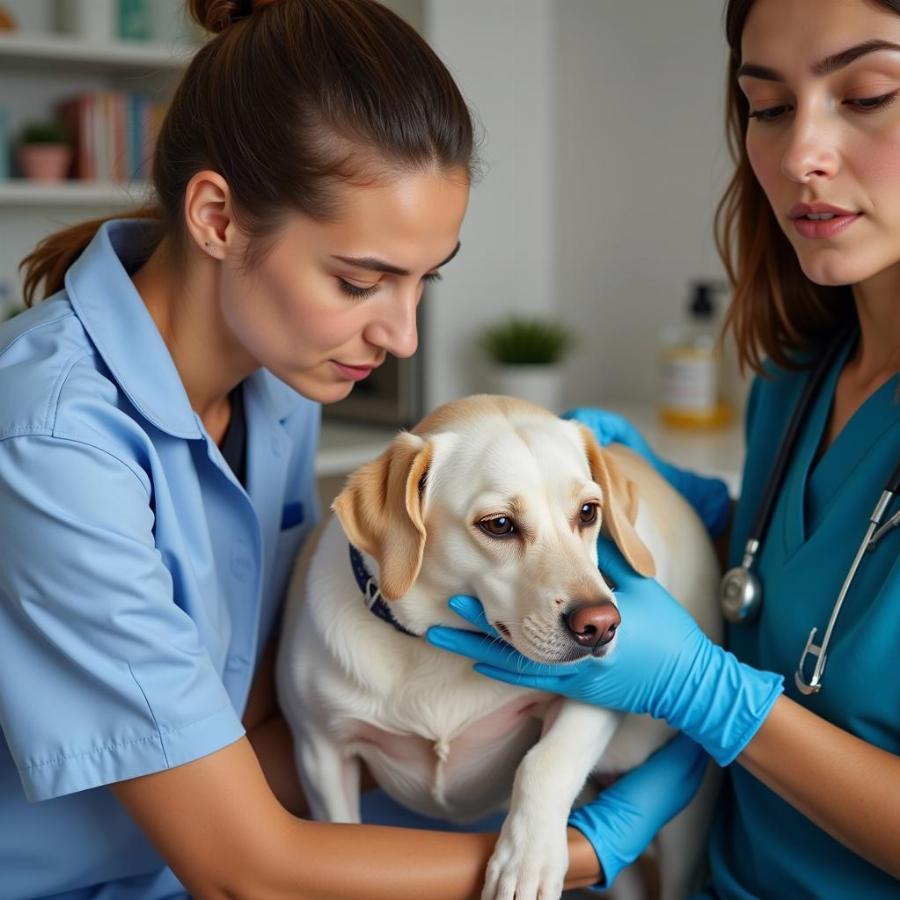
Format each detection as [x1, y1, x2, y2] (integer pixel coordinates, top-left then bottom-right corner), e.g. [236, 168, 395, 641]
[578, 503, 599, 526]
[479, 516, 517, 538]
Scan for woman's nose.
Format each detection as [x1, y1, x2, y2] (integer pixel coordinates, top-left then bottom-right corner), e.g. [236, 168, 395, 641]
[365, 291, 419, 359]
[780, 113, 839, 184]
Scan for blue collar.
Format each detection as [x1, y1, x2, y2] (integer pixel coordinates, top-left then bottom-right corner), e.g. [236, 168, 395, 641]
[64, 219, 308, 438]
[348, 544, 419, 638]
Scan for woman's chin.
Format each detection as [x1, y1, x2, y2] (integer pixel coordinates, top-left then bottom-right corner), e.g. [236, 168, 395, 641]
[316, 379, 357, 405]
[273, 371, 356, 405]
[793, 242, 900, 288]
[795, 252, 861, 288]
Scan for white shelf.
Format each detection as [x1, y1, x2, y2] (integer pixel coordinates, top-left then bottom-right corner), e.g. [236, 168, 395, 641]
[0, 180, 152, 206]
[0, 32, 194, 73]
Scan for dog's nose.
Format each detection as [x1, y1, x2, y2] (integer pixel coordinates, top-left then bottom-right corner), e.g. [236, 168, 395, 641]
[565, 601, 620, 649]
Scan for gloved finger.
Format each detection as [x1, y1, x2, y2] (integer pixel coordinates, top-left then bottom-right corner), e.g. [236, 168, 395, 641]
[447, 594, 500, 637]
[425, 625, 524, 667]
[595, 535, 639, 585]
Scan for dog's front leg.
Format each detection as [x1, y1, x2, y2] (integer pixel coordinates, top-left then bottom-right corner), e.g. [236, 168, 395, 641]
[293, 716, 362, 824]
[483, 701, 622, 900]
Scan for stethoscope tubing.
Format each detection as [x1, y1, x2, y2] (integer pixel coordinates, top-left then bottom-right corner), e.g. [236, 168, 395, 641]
[720, 328, 899, 695]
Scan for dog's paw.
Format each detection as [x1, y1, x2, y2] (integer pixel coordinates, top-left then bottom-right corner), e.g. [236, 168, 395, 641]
[482, 811, 568, 900]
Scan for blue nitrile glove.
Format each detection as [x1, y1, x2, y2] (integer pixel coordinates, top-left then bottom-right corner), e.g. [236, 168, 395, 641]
[426, 538, 783, 766]
[562, 407, 732, 539]
[568, 734, 709, 890]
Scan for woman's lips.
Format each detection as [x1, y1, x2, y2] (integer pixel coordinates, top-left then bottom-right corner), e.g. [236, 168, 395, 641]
[791, 213, 861, 240]
[332, 360, 376, 382]
[789, 202, 862, 240]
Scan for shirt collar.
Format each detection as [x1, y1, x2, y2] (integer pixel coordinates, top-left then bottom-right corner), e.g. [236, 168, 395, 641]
[64, 218, 308, 437]
[65, 218, 201, 438]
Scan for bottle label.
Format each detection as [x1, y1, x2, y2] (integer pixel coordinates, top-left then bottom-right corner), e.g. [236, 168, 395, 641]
[661, 351, 718, 413]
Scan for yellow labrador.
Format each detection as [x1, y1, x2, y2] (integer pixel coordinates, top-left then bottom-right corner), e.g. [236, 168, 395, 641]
[277, 395, 721, 900]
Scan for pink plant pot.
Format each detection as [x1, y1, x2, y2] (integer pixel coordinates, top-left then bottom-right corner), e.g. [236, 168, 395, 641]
[17, 145, 73, 182]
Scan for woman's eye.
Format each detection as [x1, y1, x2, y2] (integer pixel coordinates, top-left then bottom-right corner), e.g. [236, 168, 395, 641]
[846, 91, 898, 112]
[338, 278, 379, 299]
[423, 271, 443, 284]
[578, 503, 599, 526]
[478, 516, 517, 538]
[748, 104, 789, 123]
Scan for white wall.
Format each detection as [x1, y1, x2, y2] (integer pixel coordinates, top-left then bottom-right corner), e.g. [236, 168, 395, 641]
[555, 0, 731, 406]
[423, 0, 733, 409]
[423, 0, 557, 408]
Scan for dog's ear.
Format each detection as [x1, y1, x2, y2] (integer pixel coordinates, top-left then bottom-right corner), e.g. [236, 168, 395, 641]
[331, 432, 433, 600]
[576, 424, 656, 578]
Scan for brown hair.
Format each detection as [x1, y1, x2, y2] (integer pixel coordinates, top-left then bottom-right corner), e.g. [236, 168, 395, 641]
[713, 0, 900, 372]
[21, 0, 477, 306]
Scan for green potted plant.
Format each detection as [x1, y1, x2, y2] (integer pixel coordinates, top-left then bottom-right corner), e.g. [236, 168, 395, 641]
[17, 120, 72, 182]
[480, 314, 575, 411]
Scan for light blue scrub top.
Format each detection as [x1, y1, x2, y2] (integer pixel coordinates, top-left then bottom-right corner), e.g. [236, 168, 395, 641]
[0, 219, 321, 899]
[707, 339, 900, 898]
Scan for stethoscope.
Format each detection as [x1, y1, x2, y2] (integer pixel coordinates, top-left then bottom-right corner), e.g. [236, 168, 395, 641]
[719, 331, 900, 695]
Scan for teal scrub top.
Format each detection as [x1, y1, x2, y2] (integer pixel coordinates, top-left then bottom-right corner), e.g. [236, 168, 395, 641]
[0, 219, 321, 899]
[707, 337, 900, 898]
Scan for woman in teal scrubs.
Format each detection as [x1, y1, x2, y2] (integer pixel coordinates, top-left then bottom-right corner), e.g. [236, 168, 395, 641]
[430, 0, 900, 895]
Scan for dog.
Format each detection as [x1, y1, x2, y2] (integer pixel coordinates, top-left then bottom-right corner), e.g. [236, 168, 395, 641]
[276, 395, 722, 900]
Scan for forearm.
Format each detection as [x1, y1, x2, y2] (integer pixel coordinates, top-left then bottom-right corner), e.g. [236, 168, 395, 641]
[566, 828, 604, 889]
[115, 736, 599, 899]
[739, 695, 900, 878]
[246, 711, 308, 817]
[262, 821, 599, 900]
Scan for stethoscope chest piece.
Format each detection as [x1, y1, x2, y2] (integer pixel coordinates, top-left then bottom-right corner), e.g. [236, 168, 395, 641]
[720, 539, 763, 624]
[720, 565, 762, 623]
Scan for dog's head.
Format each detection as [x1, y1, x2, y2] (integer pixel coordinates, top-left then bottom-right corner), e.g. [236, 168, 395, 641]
[332, 395, 655, 663]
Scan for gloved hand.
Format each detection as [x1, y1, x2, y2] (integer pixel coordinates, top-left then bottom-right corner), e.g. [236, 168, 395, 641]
[568, 734, 710, 890]
[562, 407, 732, 538]
[426, 538, 783, 766]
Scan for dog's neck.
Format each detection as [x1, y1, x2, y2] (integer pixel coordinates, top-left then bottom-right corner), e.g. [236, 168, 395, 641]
[348, 544, 420, 638]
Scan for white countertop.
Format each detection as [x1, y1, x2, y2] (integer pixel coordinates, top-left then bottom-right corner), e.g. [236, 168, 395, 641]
[602, 402, 745, 497]
[316, 402, 746, 496]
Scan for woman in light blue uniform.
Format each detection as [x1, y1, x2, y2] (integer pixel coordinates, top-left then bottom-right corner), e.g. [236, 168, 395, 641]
[0, 0, 534, 896]
[430, 0, 900, 895]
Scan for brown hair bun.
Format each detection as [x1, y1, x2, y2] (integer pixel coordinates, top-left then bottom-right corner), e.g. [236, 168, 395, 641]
[188, 0, 275, 34]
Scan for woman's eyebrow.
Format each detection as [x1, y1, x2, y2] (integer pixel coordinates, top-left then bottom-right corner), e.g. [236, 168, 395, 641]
[332, 242, 461, 276]
[737, 39, 900, 82]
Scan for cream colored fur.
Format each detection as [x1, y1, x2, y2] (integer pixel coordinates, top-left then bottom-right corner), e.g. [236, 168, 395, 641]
[276, 395, 721, 900]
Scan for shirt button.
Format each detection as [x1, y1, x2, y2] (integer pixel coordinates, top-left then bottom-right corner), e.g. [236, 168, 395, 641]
[229, 546, 254, 582]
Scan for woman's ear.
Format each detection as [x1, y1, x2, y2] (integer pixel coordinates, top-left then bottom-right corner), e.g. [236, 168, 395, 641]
[183, 169, 236, 259]
[331, 432, 433, 600]
[576, 424, 656, 578]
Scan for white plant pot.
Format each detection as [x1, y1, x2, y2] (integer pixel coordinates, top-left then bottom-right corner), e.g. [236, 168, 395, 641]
[489, 364, 565, 413]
